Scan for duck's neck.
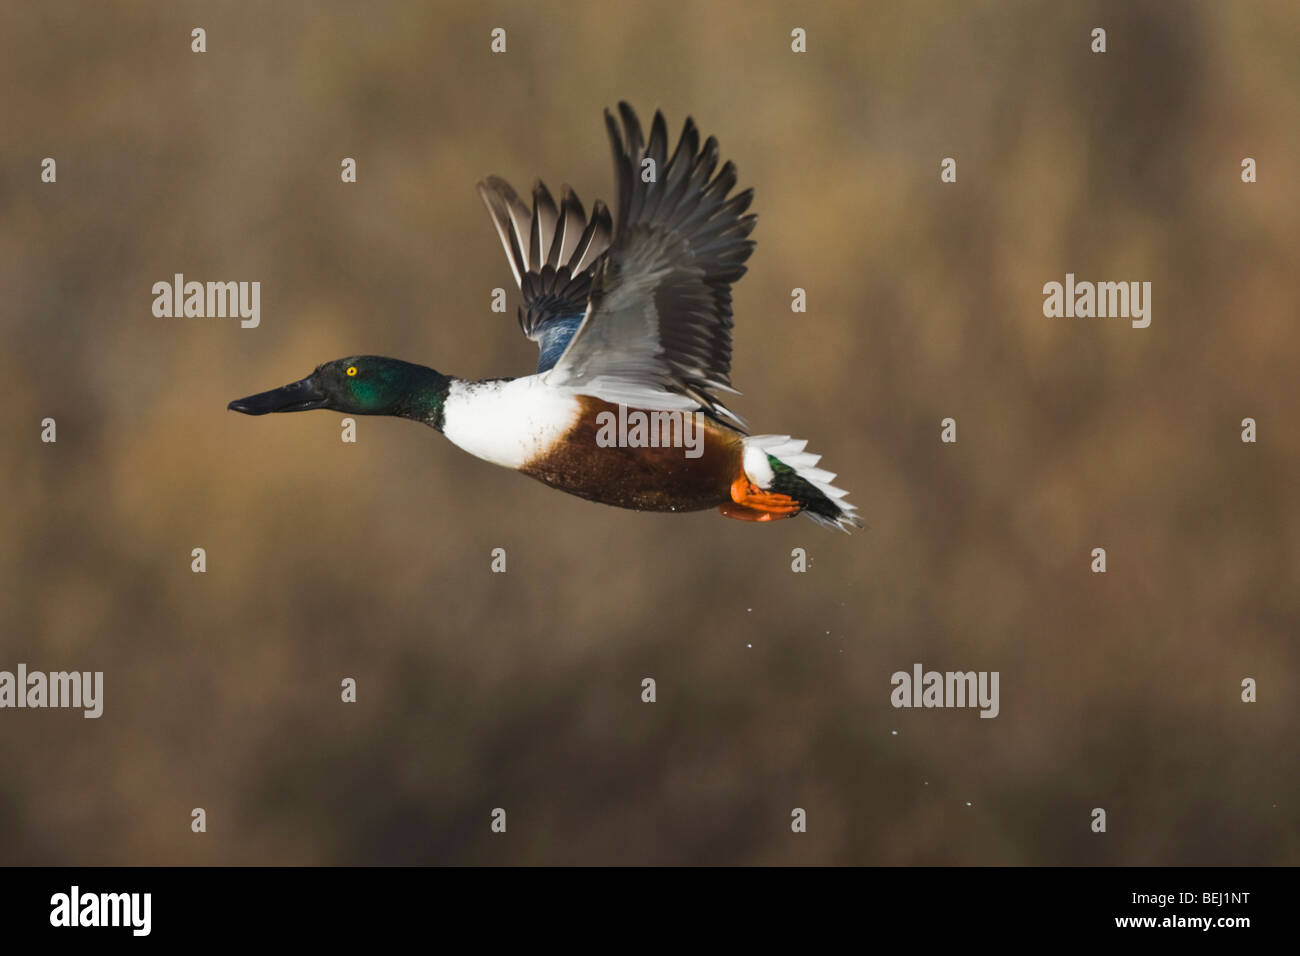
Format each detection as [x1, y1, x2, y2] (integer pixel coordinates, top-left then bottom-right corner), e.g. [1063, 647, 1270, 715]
[391, 366, 456, 430]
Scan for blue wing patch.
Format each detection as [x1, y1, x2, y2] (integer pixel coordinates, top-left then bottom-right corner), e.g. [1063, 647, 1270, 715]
[534, 314, 585, 373]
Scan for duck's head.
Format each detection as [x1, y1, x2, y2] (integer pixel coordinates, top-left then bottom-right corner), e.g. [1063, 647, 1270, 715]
[228, 356, 450, 425]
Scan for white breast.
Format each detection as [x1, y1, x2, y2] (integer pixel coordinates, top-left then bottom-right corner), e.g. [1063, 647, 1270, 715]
[441, 375, 582, 470]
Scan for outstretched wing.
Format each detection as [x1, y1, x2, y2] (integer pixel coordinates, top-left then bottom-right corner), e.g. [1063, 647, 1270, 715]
[477, 177, 612, 372]
[544, 103, 757, 426]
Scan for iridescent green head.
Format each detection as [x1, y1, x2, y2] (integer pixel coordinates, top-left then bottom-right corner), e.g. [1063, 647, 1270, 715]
[228, 356, 451, 426]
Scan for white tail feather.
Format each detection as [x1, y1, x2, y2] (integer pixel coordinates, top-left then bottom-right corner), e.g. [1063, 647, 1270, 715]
[742, 435, 862, 532]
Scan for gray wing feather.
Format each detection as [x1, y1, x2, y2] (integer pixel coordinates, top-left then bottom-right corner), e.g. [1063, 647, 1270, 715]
[477, 176, 612, 372]
[546, 103, 756, 424]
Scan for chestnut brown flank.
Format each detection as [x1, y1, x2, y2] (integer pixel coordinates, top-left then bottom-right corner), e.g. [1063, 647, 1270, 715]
[520, 396, 744, 511]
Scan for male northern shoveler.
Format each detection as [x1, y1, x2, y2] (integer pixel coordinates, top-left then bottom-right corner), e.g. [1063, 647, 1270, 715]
[229, 104, 861, 531]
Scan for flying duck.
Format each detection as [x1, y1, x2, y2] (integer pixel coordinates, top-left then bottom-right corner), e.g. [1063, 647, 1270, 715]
[229, 104, 861, 531]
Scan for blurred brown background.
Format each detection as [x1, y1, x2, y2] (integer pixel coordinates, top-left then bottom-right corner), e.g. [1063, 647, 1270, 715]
[1, 0, 1296, 865]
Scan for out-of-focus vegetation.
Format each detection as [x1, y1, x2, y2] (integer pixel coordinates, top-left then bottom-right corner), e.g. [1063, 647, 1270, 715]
[1, 0, 1296, 864]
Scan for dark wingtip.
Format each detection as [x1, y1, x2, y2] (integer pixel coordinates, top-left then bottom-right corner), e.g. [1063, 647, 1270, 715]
[649, 110, 668, 139]
[617, 102, 642, 138]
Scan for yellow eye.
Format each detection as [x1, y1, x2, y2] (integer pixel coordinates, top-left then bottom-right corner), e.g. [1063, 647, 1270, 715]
[346, 366, 357, 377]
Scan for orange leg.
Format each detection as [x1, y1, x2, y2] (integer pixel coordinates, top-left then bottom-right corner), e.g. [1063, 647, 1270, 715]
[718, 475, 803, 522]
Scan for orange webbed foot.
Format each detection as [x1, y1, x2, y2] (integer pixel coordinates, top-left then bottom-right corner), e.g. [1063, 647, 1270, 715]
[718, 476, 802, 522]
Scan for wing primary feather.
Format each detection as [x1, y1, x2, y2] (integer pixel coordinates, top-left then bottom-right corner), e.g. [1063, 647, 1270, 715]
[554, 185, 584, 266]
[530, 181, 560, 272]
[571, 200, 612, 274]
[640, 111, 671, 223]
[478, 178, 530, 288]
